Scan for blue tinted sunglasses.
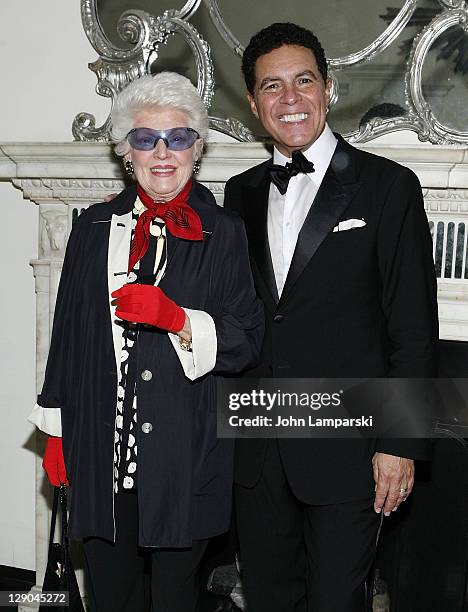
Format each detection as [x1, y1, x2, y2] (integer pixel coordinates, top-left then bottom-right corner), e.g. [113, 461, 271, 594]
[127, 127, 200, 151]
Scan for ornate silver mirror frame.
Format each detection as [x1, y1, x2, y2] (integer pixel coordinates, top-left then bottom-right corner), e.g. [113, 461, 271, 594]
[75, 0, 468, 144]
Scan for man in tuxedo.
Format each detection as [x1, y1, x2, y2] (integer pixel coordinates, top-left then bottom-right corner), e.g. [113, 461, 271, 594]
[223, 23, 438, 612]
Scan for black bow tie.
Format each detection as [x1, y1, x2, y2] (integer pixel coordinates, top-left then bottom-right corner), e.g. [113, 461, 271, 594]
[268, 150, 315, 195]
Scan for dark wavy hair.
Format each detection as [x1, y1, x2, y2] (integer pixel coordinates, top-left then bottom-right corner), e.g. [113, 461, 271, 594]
[242, 22, 328, 94]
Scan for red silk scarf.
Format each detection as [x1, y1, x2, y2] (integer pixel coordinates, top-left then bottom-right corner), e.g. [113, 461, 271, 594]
[128, 180, 202, 273]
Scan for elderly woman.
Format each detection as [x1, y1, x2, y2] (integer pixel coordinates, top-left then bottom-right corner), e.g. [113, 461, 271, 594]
[28, 72, 263, 612]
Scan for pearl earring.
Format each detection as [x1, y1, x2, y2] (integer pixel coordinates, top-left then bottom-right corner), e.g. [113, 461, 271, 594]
[124, 160, 134, 175]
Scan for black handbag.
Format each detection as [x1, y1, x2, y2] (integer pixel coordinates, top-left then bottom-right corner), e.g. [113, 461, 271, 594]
[39, 485, 84, 612]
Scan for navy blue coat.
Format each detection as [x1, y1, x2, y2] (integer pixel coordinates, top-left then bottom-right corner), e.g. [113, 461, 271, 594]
[38, 181, 264, 546]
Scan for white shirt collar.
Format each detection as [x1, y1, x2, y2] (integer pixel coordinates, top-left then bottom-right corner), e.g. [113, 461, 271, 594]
[272, 123, 337, 187]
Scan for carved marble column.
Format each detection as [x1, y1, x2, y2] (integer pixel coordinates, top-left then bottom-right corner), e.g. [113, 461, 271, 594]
[0, 140, 468, 610]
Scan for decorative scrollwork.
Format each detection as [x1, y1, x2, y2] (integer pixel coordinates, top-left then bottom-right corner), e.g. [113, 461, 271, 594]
[203, 0, 418, 70]
[405, 8, 468, 144]
[74, 2, 215, 141]
[209, 116, 254, 142]
[347, 114, 426, 144]
[154, 12, 215, 109]
[175, 0, 203, 20]
[329, 0, 418, 68]
[77, 0, 468, 144]
[81, 0, 143, 60]
[438, 0, 467, 9]
[203, 0, 244, 57]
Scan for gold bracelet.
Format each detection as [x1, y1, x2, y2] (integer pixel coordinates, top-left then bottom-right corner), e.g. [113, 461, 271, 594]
[178, 336, 193, 352]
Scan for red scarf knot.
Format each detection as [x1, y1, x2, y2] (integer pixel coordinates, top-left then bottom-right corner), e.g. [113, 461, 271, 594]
[128, 180, 202, 273]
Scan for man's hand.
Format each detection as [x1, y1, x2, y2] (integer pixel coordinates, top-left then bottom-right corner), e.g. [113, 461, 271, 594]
[112, 284, 187, 334]
[43, 436, 69, 487]
[372, 452, 414, 516]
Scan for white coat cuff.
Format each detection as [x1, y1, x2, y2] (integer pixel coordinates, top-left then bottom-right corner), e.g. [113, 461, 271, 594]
[169, 308, 217, 381]
[27, 403, 62, 437]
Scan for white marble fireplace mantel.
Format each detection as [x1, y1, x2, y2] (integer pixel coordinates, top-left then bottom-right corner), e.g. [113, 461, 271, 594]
[1, 139, 467, 342]
[1, 140, 468, 608]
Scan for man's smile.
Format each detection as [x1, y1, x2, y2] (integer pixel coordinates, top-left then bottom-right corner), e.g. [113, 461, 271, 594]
[279, 113, 309, 123]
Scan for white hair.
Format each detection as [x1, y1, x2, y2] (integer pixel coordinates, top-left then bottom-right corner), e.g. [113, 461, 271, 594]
[111, 72, 209, 157]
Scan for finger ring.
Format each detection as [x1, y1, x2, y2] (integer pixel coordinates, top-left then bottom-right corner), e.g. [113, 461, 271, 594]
[399, 487, 408, 494]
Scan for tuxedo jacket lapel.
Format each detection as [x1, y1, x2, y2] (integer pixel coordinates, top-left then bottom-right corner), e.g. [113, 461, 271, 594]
[279, 136, 362, 305]
[243, 165, 279, 306]
[239, 137, 362, 309]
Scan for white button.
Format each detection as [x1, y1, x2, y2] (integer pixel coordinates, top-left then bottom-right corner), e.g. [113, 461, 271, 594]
[141, 422, 153, 434]
[141, 369, 152, 381]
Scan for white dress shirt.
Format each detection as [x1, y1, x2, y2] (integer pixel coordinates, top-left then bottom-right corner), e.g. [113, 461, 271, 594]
[268, 123, 337, 296]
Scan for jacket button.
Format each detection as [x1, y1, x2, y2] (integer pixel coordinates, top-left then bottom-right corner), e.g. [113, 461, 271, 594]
[141, 422, 153, 434]
[274, 314, 285, 323]
[141, 369, 152, 381]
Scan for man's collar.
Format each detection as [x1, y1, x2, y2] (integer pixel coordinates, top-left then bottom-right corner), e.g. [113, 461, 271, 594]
[273, 123, 337, 177]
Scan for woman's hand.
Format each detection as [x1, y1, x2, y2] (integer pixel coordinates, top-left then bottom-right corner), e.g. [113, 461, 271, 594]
[43, 436, 69, 487]
[112, 284, 186, 333]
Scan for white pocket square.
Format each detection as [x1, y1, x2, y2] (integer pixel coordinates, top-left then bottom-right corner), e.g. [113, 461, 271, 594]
[332, 218, 366, 232]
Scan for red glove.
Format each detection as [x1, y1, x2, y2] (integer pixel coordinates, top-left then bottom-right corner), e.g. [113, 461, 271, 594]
[42, 436, 69, 487]
[112, 284, 186, 333]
